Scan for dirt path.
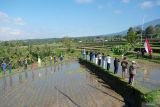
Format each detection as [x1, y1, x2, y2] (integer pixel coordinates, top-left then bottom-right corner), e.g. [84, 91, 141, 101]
[0, 61, 127, 107]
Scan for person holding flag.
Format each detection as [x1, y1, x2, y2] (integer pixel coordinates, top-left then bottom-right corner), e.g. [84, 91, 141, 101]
[144, 37, 152, 58]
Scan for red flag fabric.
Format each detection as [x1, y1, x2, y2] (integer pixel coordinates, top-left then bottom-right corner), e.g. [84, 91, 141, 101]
[144, 37, 152, 56]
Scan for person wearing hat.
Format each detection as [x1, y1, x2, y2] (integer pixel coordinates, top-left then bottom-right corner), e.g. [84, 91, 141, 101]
[128, 61, 137, 85]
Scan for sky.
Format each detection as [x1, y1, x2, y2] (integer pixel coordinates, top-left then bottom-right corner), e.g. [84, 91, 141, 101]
[0, 0, 160, 40]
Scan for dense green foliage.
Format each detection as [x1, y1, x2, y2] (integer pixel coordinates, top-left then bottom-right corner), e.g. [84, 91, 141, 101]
[145, 24, 160, 38]
[111, 44, 132, 55]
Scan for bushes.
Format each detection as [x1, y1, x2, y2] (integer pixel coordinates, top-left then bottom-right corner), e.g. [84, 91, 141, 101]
[111, 44, 132, 55]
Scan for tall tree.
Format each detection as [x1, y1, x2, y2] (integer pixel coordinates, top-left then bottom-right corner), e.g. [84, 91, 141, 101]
[155, 24, 160, 38]
[62, 37, 72, 50]
[126, 27, 138, 48]
[145, 26, 155, 38]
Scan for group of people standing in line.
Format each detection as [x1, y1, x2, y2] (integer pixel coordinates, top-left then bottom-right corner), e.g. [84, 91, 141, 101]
[82, 48, 138, 85]
[1, 52, 64, 76]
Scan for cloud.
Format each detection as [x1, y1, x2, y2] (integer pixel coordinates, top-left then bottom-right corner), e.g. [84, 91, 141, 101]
[0, 27, 24, 36]
[140, 0, 160, 9]
[140, 1, 153, 9]
[75, 0, 93, 4]
[0, 11, 25, 25]
[14, 17, 25, 25]
[122, 0, 130, 3]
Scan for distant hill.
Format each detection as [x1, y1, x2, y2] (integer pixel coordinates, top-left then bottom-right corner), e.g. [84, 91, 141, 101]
[2, 19, 159, 43]
[110, 18, 160, 36]
[142, 18, 160, 29]
[77, 19, 160, 39]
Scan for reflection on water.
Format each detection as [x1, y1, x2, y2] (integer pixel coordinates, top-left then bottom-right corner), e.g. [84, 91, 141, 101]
[0, 61, 126, 107]
[0, 60, 160, 97]
[25, 71, 28, 81]
[2, 78, 7, 94]
[54, 65, 56, 72]
[109, 60, 160, 89]
[143, 69, 150, 81]
[9, 75, 13, 87]
[19, 73, 22, 84]
[32, 70, 34, 81]
[45, 65, 48, 76]
[0, 63, 64, 92]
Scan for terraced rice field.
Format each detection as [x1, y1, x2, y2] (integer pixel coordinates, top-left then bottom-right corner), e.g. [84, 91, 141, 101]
[0, 61, 127, 107]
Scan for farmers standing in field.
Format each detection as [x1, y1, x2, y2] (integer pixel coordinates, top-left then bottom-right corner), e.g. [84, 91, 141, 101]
[38, 56, 41, 67]
[60, 52, 63, 62]
[8, 62, 12, 74]
[98, 53, 102, 66]
[24, 58, 28, 69]
[102, 53, 106, 69]
[50, 56, 53, 65]
[129, 61, 137, 85]
[82, 48, 86, 59]
[54, 54, 56, 64]
[114, 57, 120, 74]
[31, 59, 35, 72]
[95, 53, 98, 65]
[86, 51, 89, 61]
[121, 57, 128, 79]
[18, 59, 22, 71]
[106, 55, 111, 71]
[91, 50, 95, 62]
[2, 61, 7, 75]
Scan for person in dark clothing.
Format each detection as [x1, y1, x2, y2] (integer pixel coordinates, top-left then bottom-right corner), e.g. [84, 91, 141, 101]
[8, 62, 12, 74]
[121, 57, 128, 79]
[137, 51, 140, 59]
[114, 57, 120, 74]
[54, 54, 56, 64]
[90, 50, 92, 62]
[86, 51, 89, 60]
[2, 61, 7, 75]
[141, 49, 145, 57]
[24, 58, 28, 69]
[91, 51, 94, 62]
[18, 59, 22, 71]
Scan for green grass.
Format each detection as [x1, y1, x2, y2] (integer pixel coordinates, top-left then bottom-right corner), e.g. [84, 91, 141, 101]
[80, 58, 160, 105]
[127, 54, 160, 64]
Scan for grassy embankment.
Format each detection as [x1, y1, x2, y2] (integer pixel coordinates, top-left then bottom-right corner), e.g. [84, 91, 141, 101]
[79, 58, 160, 106]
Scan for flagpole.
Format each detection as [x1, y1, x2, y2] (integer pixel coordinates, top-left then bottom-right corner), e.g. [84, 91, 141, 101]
[140, 16, 145, 52]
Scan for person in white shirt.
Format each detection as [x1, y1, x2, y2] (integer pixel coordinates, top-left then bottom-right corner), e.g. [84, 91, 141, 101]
[98, 53, 102, 66]
[106, 55, 111, 71]
[95, 53, 98, 65]
[82, 48, 86, 59]
[38, 56, 41, 67]
[102, 53, 106, 69]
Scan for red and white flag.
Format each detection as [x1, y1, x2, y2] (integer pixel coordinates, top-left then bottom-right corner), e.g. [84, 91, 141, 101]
[144, 37, 152, 56]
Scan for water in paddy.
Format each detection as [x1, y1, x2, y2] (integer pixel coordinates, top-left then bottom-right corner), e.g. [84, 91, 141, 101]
[0, 61, 127, 107]
[109, 60, 160, 90]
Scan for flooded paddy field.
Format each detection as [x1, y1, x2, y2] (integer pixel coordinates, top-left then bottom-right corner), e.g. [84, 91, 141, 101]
[0, 61, 127, 107]
[109, 59, 160, 90]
